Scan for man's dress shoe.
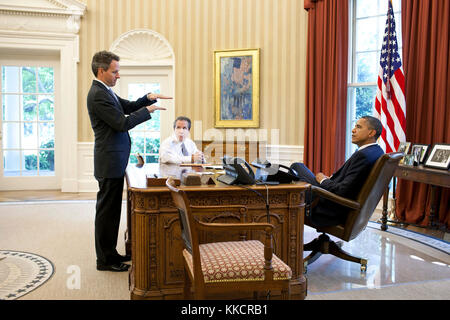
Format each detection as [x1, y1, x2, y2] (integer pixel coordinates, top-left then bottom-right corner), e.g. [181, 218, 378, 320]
[97, 262, 130, 272]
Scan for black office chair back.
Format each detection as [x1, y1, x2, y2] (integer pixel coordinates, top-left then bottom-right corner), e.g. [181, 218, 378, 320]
[345, 152, 403, 240]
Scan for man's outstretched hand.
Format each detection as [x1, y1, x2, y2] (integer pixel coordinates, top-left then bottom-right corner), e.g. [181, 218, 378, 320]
[147, 93, 173, 100]
[147, 105, 167, 113]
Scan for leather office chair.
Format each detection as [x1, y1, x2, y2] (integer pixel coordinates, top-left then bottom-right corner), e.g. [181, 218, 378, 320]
[303, 152, 403, 272]
[166, 177, 292, 300]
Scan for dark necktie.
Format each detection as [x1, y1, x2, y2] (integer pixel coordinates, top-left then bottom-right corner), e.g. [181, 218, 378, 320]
[181, 143, 189, 156]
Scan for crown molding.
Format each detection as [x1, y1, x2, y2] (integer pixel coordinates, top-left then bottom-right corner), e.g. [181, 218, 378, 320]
[0, 0, 85, 16]
[0, 0, 85, 34]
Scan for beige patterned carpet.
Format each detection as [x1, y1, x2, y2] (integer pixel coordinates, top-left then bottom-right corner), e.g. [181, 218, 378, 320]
[0, 200, 449, 300]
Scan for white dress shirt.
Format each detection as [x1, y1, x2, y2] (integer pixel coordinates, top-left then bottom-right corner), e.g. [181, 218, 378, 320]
[94, 79, 112, 90]
[159, 134, 200, 164]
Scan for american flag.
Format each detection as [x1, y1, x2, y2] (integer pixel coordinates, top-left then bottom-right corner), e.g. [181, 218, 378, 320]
[374, 0, 406, 153]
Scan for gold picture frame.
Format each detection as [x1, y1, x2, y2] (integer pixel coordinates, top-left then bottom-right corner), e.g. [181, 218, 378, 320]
[214, 48, 260, 128]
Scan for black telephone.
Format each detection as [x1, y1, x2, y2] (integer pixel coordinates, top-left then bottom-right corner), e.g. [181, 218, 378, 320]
[252, 159, 300, 184]
[217, 156, 255, 185]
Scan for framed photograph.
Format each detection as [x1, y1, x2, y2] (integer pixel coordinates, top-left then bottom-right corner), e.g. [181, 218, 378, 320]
[403, 154, 414, 166]
[424, 143, 450, 170]
[410, 144, 430, 164]
[397, 141, 411, 164]
[214, 48, 260, 128]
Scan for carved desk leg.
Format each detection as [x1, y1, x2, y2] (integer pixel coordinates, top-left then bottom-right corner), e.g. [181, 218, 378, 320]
[288, 190, 307, 299]
[125, 190, 132, 256]
[130, 194, 160, 300]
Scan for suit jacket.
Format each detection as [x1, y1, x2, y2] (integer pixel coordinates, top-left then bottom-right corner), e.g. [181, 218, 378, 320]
[87, 80, 156, 178]
[313, 144, 385, 226]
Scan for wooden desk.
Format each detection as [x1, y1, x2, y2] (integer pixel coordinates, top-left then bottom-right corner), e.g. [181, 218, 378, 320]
[125, 163, 308, 300]
[381, 164, 450, 231]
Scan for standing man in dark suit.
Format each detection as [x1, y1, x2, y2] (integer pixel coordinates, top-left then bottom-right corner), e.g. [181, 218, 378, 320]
[290, 116, 384, 227]
[87, 50, 172, 272]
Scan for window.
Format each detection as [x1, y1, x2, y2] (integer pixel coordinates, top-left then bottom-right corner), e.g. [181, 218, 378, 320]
[2, 66, 55, 176]
[110, 30, 175, 167]
[346, 0, 402, 158]
[127, 82, 162, 164]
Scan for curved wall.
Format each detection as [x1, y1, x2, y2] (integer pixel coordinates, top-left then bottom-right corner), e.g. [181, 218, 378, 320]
[77, 0, 308, 147]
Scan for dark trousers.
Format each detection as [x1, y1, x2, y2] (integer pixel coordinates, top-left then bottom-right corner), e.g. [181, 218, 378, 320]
[289, 162, 319, 187]
[290, 162, 319, 212]
[290, 162, 345, 227]
[95, 177, 124, 265]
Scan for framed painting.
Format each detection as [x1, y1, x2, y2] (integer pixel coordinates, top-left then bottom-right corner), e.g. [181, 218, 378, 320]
[424, 143, 450, 170]
[214, 48, 260, 128]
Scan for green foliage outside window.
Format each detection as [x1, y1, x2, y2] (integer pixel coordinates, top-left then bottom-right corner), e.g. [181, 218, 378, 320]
[24, 141, 54, 171]
[355, 87, 376, 120]
[20, 67, 55, 173]
[129, 137, 160, 164]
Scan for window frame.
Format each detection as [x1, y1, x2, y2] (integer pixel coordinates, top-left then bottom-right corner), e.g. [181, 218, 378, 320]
[2, 65, 56, 176]
[346, 0, 402, 159]
[0, 55, 61, 190]
[114, 67, 174, 164]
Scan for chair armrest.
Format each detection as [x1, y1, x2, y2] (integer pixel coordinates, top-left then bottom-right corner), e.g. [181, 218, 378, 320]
[190, 205, 247, 214]
[196, 221, 274, 233]
[311, 185, 360, 210]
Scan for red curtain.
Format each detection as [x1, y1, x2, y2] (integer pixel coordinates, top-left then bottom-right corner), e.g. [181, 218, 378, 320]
[397, 0, 450, 228]
[303, 0, 348, 175]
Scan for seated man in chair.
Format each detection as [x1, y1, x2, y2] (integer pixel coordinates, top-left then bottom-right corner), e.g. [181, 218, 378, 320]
[290, 116, 384, 227]
[159, 116, 204, 164]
